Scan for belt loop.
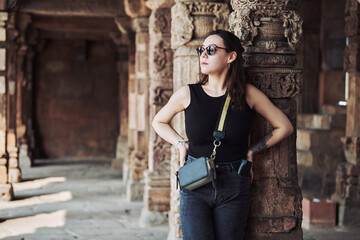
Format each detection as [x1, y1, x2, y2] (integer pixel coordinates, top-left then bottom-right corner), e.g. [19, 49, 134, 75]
[229, 162, 235, 171]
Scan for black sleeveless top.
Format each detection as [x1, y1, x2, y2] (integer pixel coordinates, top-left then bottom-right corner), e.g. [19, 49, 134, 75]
[185, 83, 254, 162]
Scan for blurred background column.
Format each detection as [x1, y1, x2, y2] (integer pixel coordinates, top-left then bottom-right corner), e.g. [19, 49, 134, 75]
[124, 0, 151, 201]
[332, 0, 360, 226]
[139, 0, 175, 227]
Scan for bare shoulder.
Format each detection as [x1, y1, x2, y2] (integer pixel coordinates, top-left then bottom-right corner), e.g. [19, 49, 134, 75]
[246, 83, 265, 109]
[168, 85, 191, 110]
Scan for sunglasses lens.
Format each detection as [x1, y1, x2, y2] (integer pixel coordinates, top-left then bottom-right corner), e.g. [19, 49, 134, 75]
[196, 47, 204, 56]
[206, 46, 216, 55]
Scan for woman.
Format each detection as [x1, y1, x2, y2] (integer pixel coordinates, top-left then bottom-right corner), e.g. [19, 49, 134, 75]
[152, 30, 293, 240]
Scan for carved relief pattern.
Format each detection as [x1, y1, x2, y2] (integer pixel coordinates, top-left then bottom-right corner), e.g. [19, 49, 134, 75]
[154, 41, 173, 75]
[230, 1, 302, 49]
[231, 0, 300, 12]
[171, 2, 194, 49]
[171, 1, 230, 49]
[345, 0, 360, 37]
[344, 43, 358, 72]
[229, 9, 259, 46]
[247, 70, 302, 98]
[154, 87, 172, 106]
[154, 10, 171, 34]
[280, 11, 302, 47]
[243, 54, 297, 67]
[153, 134, 172, 173]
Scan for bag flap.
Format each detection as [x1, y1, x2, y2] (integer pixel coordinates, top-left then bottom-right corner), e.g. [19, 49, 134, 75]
[178, 157, 209, 187]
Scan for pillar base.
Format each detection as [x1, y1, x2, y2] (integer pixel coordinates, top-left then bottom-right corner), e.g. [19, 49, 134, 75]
[8, 168, 21, 183]
[167, 230, 182, 240]
[0, 183, 14, 201]
[111, 158, 123, 170]
[19, 144, 32, 168]
[126, 179, 144, 201]
[338, 205, 360, 226]
[139, 207, 168, 227]
[113, 136, 127, 171]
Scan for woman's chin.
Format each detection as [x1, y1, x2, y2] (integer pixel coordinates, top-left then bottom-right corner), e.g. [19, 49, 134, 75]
[200, 68, 210, 75]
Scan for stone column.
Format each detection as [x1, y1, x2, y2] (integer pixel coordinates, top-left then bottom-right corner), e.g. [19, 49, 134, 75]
[0, 12, 13, 201]
[169, 0, 230, 238]
[139, 0, 174, 227]
[6, 13, 21, 183]
[230, 1, 303, 239]
[124, 0, 151, 201]
[16, 13, 34, 169]
[111, 17, 132, 171]
[331, 0, 360, 226]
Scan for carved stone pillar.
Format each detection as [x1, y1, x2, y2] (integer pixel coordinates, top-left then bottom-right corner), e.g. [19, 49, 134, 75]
[0, 12, 13, 201]
[5, 13, 20, 184]
[111, 17, 131, 171]
[332, 0, 360, 226]
[139, 0, 174, 227]
[230, 0, 303, 239]
[124, 0, 151, 201]
[169, 0, 230, 238]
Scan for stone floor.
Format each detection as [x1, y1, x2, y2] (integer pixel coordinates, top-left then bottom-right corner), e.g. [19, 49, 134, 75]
[0, 159, 359, 240]
[0, 159, 168, 240]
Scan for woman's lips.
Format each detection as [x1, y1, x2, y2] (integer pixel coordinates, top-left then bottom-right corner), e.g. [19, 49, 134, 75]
[200, 62, 208, 65]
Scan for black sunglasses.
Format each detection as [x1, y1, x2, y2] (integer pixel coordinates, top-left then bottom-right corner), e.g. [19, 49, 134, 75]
[196, 45, 228, 56]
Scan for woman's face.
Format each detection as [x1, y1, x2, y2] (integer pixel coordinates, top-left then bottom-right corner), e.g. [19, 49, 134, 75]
[199, 35, 231, 75]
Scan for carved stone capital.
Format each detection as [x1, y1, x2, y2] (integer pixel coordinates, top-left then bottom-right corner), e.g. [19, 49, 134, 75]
[246, 68, 302, 98]
[231, 0, 300, 16]
[133, 16, 149, 32]
[115, 15, 132, 35]
[230, 4, 302, 49]
[171, 1, 230, 49]
[114, 16, 133, 45]
[124, 0, 151, 19]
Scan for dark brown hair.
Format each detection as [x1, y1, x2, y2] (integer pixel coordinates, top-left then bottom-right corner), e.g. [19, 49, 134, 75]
[199, 30, 247, 110]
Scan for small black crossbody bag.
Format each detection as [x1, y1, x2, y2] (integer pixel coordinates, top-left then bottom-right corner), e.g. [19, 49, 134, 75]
[175, 93, 232, 190]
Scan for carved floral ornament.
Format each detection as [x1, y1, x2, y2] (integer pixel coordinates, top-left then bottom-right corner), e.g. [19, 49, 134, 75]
[247, 69, 302, 98]
[229, 6, 302, 48]
[230, 0, 300, 12]
[154, 86, 172, 106]
[171, 1, 229, 49]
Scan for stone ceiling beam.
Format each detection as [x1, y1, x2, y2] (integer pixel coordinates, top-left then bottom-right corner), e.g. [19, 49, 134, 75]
[30, 17, 118, 33]
[19, 0, 126, 17]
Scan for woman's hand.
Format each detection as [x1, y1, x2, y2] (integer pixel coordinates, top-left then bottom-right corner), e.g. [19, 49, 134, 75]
[247, 150, 254, 183]
[247, 150, 254, 163]
[178, 142, 189, 166]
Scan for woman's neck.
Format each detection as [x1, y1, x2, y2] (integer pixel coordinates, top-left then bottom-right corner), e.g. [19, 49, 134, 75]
[206, 69, 228, 94]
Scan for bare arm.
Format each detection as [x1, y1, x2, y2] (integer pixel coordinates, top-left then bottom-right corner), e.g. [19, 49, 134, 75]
[152, 86, 191, 165]
[246, 84, 294, 162]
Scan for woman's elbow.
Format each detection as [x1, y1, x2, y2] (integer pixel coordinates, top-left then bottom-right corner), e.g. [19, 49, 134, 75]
[151, 118, 158, 130]
[286, 122, 294, 136]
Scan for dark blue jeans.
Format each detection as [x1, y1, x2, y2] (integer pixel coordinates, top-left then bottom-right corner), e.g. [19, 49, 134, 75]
[180, 155, 251, 240]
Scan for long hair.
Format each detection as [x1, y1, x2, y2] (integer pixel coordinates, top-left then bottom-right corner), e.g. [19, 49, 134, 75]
[199, 30, 247, 110]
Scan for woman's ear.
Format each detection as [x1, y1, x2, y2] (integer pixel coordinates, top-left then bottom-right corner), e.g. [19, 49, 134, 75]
[227, 51, 237, 64]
